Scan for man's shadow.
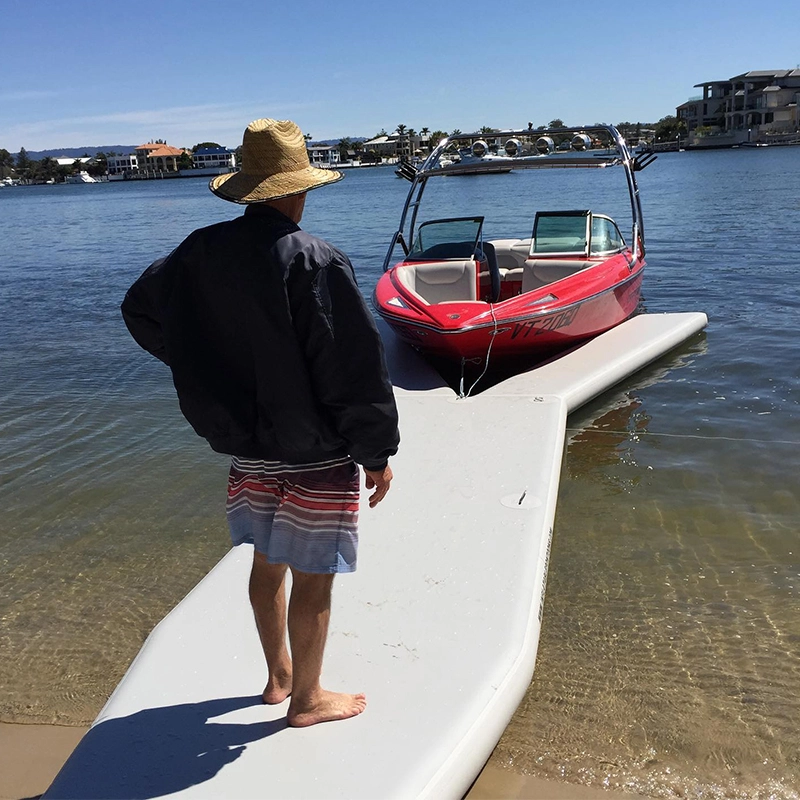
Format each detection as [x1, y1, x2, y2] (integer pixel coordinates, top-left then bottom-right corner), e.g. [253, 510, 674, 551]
[44, 695, 285, 799]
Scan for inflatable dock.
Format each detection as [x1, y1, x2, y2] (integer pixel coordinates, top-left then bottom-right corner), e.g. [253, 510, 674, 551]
[45, 312, 707, 800]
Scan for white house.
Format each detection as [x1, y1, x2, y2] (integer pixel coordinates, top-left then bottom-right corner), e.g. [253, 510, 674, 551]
[307, 144, 340, 167]
[192, 147, 236, 169]
[107, 154, 138, 175]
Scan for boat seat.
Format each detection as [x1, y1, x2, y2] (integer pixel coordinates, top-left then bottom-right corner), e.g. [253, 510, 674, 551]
[394, 260, 478, 305]
[501, 267, 524, 284]
[521, 259, 594, 292]
[486, 239, 531, 271]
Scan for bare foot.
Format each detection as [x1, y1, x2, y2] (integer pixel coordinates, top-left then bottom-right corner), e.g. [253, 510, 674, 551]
[287, 690, 367, 727]
[262, 671, 292, 704]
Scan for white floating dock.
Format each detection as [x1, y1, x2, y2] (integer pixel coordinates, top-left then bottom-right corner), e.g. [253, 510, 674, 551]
[45, 312, 707, 800]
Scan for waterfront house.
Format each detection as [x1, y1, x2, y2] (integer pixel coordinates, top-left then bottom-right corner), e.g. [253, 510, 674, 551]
[678, 69, 800, 146]
[192, 147, 236, 169]
[134, 143, 188, 173]
[307, 144, 341, 167]
[107, 154, 138, 175]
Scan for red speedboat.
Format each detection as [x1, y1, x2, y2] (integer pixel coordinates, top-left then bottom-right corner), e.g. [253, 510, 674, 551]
[374, 125, 655, 371]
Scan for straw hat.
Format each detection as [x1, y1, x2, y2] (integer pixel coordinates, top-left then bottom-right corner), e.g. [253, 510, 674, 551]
[210, 118, 343, 203]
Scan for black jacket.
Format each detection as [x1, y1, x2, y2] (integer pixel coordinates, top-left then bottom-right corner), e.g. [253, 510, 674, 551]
[121, 204, 399, 470]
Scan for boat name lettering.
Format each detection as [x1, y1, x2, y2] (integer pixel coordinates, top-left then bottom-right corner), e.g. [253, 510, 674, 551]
[510, 306, 580, 340]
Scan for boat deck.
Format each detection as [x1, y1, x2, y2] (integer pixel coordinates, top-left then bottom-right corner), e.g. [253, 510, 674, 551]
[45, 312, 708, 800]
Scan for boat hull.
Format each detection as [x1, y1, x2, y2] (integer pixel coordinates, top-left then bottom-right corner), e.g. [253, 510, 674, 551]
[375, 262, 644, 365]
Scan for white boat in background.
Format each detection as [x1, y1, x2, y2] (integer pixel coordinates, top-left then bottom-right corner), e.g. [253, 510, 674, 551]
[445, 138, 516, 174]
[66, 171, 98, 184]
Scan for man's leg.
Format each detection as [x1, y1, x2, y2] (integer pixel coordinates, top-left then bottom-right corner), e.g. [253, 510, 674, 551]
[286, 569, 366, 727]
[249, 552, 293, 704]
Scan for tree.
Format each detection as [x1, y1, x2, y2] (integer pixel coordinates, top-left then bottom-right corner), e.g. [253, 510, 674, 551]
[396, 124, 407, 136]
[86, 154, 107, 177]
[450, 128, 462, 136]
[0, 148, 14, 178]
[16, 147, 32, 175]
[479, 126, 498, 134]
[37, 157, 60, 182]
[428, 130, 447, 149]
[337, 137, 352, 160]
[654, 115, 686, 142]
[192, 141, 222, 153]
[177, 151, 193, 170]
[548, 119, 565, 129]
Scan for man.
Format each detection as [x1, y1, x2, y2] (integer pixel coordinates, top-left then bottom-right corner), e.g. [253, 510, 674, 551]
[121, 118, 399, 727]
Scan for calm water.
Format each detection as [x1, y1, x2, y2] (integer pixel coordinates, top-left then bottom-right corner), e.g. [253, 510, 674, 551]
[1, 151, 799, 798]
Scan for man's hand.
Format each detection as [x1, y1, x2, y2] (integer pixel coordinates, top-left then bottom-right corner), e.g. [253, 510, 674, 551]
[364, 465, 393, 508]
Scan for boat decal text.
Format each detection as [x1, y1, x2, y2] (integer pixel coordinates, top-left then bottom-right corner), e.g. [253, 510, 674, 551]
[510, 305, 581, 340]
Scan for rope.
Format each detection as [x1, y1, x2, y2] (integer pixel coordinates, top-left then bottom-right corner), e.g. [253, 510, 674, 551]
[461, 303, 499, 399]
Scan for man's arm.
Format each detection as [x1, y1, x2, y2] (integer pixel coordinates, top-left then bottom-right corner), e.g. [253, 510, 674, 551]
[120, 257, 171, 364]
[291, 248, 400, 475]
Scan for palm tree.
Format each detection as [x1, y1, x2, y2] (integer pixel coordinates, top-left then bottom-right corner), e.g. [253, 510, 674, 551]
[429, 130, 447, 149]
[418, 127, 430, 153]
[337, 137, 352, 161]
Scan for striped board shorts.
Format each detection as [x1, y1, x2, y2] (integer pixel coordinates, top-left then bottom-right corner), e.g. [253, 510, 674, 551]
[226, 456, 360, 574]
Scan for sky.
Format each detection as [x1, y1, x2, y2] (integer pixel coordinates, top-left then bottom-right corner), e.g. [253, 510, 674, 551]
[1, 0, 799, 153]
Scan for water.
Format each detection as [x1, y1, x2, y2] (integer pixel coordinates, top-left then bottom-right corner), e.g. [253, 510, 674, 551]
[1, 151, 799, 798]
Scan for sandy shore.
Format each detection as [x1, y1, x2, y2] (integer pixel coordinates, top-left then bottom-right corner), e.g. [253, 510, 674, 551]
[1, 721, 642, 800]
[0, 723, 87, 800]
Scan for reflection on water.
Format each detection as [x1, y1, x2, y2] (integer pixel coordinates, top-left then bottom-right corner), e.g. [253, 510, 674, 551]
[2, 152, 800, 798]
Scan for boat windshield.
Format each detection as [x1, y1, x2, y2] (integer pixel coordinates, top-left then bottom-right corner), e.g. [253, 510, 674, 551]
[590, 215, 626, 254]
[531, 211, 590, 256]
[407, 216, 484, 261]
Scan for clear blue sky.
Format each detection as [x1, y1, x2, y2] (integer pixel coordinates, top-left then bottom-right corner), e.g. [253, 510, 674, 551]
[1, 0, 798, 152]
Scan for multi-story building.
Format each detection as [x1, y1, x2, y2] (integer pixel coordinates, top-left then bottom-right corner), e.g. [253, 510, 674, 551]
[678, 69, 800, 145]
[107, 154, 138, 175]
[192, 147, 236, 169]
[307, 144, 341, 167]
[135, 143, 188, 172]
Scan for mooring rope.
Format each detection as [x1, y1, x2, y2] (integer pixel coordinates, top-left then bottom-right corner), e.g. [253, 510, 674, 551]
[459, 303, 499, 399]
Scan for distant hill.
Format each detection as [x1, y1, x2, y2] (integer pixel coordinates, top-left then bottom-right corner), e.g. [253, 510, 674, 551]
[15, 146, 138, 160]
